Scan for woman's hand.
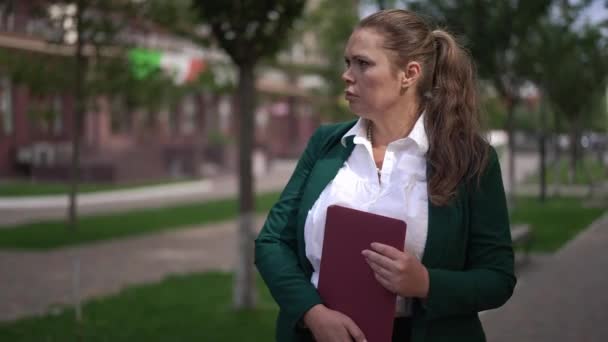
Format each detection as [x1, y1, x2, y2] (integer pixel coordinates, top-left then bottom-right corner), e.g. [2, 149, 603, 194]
[362, 242, 429, 298]
[303, 304, 367, 342]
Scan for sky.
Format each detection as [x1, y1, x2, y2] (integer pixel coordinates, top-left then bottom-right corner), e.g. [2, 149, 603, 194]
[581, 0, 608, 24]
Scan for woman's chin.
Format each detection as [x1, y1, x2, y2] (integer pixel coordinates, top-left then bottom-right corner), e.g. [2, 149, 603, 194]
[347, 103, 366, 116]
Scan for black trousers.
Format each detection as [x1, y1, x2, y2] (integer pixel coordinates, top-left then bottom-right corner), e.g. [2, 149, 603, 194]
[392, 317, 412, 342]
[300, 317, 411, 341]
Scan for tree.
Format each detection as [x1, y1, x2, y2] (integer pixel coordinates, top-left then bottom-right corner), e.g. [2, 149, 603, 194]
[193, 0, 306, 310]
[368, 0, 399, 10]
[409, 0, 553, 206]
[521, 11, 608, 186]
[0, 1, 194, 229]
[49, 0, 140, 230]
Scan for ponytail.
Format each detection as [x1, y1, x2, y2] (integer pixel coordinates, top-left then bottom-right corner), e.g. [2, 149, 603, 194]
[358, 10, 489, 206]
[424, 29, 489, 205]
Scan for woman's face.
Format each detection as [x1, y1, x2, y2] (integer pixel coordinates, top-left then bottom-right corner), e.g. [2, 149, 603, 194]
[342, 28, 403, 117]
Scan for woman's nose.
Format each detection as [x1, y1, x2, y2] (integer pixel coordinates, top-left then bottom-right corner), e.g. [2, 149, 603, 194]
[341, 68, 354, 84]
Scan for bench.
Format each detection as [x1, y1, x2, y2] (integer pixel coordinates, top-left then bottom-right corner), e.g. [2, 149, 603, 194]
[511, 224, 532, 265]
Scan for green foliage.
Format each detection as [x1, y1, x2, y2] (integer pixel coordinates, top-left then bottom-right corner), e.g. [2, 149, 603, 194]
[193, 0, 307, 66]
[0, 272, 279, 341]
[138, 0, 210, 47]
[365, 0, 401, 10]
[0, 49, 73, 95]
[410, 0, 553, 101]
[207, 131, 233, 146]
[587, 90, 607, 132]
[480, 92, 507, 130]
[522, 18, 608, 127]
[0, 1, 218, 122]
[305, 0, 359, 122]
[0, 192, 280, 249]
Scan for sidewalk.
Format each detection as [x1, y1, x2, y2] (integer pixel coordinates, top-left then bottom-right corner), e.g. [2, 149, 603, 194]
[3, 210, 607, 337]
[0, 160, 296, 227]
[481, 212, 608, 341]
[0, 216, 266, 322]
[0, 149, 534, 227]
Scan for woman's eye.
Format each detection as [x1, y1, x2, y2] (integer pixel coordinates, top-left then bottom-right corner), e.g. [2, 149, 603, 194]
[358, 59, 370, 67]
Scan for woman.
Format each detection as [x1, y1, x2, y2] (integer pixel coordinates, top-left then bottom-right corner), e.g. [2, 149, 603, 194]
[255, 9, 515, 342]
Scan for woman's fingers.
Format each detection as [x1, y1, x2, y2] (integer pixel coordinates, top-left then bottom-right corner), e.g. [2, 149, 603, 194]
[306, 305, 368, 342]
[370, 242, 404, 259]
[343, 315, 367, 342]
[361, 249, 398, 271]
[373, 271, 394, 292]
[366, 257, 392, 278]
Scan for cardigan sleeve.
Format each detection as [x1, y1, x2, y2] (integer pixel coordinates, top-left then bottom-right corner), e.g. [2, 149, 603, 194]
[254, 127, 325, 330]
[422, 147, 516, 319]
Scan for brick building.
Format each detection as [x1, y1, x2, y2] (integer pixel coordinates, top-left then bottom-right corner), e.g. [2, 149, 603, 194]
[0, 2, 322, 183]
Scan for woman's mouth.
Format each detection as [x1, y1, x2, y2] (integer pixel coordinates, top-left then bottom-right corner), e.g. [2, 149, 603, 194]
[345, 91, 358, 100]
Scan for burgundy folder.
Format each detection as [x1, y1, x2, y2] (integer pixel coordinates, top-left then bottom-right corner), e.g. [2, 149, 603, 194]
[317, 205, 407, 342]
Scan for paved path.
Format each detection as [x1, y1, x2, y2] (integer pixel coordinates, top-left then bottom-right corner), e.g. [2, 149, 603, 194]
[0, 149, 537, 227]
[5, 148, 602, 227]
[0, 217, 266, 322]
[482, 212, 608, 342]
[0, 160, 296, 227]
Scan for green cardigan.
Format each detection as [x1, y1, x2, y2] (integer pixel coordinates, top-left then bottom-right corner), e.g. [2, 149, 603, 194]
[254, 120, 516, 342]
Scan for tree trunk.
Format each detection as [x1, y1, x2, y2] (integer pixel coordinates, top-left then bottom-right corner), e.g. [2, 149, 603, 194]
[552, 138, 562, 197]
[552, 114, 562, 197]
[233, 62, 257, 310]
[568, 115, 581, 184]
[506, 98, 516, 208]
[68, 0, 85, 231]
[538, 88, 547, 202]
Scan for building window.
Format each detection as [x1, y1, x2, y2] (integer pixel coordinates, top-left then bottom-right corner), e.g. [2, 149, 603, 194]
[0, 77, 13, 135]
[52, 95, 63, 135]
[218, 95, 232, 134]
[181, 94, 197, 135]
[29, 95, 56, 134]
[110, 96, 131, 134]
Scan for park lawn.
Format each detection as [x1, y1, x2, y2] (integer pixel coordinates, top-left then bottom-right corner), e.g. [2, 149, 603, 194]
[0, 178, 197, 197]
[0, 272, 279, 342]
[0, 192, 280, 250]
[524, 156, 606, 185]
[0, 192, 603, 253]
[511, 196, 606, 252]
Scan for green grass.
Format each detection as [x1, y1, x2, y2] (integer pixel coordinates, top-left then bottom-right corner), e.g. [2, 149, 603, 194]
[1, 189, 603, 254]
[0, 272, 279, 341]
[0, 192, 280, 250]
[524, 157, 606, 185]
[0, 178, 198, 197]
[511, 196, 606, 252]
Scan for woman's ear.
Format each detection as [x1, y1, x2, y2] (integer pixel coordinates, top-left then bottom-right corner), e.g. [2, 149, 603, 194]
[402, 61, 421, 88]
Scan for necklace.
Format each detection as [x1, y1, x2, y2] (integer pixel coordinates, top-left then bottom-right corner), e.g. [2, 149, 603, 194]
[367, 121, 382, 181]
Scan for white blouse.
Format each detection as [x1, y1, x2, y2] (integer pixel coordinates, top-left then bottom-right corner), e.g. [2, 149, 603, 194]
[304, 114, 429, 316]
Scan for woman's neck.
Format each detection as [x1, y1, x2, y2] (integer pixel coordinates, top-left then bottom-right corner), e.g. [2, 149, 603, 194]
[368, 101, 421, 147]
